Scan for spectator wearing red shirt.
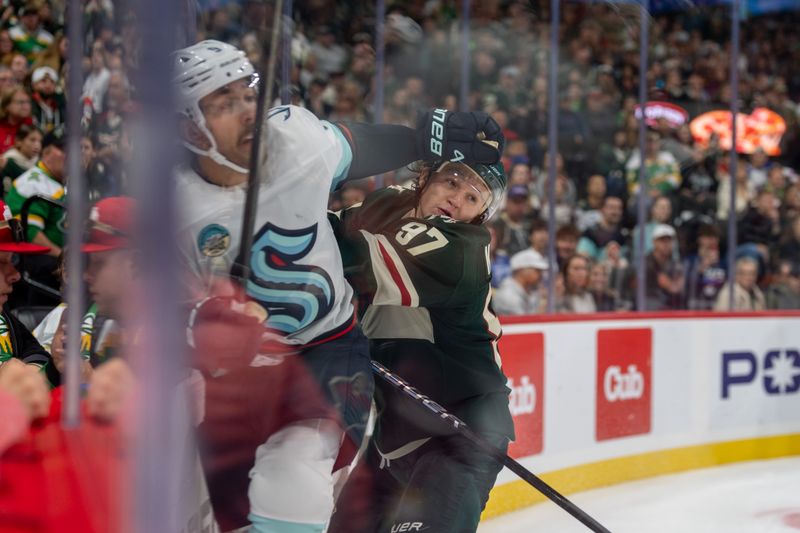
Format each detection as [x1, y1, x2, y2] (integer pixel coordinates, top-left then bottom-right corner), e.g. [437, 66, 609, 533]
[0, 86, 33, 154]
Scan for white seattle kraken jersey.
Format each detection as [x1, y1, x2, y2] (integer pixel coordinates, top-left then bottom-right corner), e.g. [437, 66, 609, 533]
[176, 105, 355, 345]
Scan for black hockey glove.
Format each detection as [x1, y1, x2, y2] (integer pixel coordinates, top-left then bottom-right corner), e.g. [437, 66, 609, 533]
[416, 109, 505, 164]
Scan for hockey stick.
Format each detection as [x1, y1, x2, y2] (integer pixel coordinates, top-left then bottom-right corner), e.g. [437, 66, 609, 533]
[370, 360, 613, 533]
[237, 0, 284, 282]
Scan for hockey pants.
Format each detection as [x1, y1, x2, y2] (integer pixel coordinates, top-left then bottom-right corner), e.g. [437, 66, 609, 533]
[328, 431, 508, 533]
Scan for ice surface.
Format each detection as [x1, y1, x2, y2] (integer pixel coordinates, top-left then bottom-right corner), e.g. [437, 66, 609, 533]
[479, 457, 800, 532]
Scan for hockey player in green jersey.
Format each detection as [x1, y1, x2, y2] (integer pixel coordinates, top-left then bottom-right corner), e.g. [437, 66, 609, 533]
[328, 159, 513, 533]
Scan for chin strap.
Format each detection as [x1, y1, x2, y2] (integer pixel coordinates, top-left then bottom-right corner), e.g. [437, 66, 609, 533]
[183, 116, 250, 175]
[182, 140, 250, 175]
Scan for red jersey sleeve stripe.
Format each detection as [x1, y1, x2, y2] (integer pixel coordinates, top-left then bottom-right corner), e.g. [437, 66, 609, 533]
[377, 240, 412, 306]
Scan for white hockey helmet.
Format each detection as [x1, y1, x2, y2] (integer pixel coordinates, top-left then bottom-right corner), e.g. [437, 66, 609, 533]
[173, 39, 259, 173]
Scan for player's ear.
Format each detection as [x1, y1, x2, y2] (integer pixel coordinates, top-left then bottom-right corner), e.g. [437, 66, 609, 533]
[417, 166, 432, 189]
[179, 117, 211, 150]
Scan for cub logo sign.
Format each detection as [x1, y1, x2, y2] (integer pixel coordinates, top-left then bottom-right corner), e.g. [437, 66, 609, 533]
[498, 332, 544, 458]
[596, 328, 652, 441]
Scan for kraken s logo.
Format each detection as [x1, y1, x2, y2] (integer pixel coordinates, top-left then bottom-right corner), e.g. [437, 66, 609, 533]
[246, 223, 334, 334]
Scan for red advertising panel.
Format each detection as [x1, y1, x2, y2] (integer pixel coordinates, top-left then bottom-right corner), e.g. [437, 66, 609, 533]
[499, 332, 544, 457]
[596, 328, 652, 441]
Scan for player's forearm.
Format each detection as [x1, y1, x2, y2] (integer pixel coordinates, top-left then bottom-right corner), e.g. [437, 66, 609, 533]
[335, 122, 419, 182]
[336, 109, 503, 184]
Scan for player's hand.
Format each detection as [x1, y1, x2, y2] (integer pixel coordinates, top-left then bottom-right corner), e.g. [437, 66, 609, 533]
[86, 358, 135, 422]
[51, 322, 66, 373]
[416, 109, 505, 164]
[187, 295, 267, 371]
[52, 322, 94, 382]
[0, 358, 51, 420]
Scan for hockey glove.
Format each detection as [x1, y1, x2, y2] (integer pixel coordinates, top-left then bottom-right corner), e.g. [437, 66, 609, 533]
[187, 295, 267, 372]
[416, 109, 505, 164]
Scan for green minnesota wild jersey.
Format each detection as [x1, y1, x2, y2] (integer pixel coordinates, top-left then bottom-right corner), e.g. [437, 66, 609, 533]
[330, 186, 514, 443]
[5, 162, 65, 246]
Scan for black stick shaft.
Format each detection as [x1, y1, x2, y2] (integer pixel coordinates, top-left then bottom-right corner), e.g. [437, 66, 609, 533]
[239, 0, 284, 282]
[370, 360, 612, 533]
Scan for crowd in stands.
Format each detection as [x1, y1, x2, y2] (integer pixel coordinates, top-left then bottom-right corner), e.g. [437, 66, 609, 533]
[1, 3, 798, 528]
[230, 0, 799, 314]
[0, 0, 798, 317]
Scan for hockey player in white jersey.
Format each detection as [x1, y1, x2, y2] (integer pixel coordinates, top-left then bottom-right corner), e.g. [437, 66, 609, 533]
[173, 39, 504, 532]
[174, 41, 361, 533]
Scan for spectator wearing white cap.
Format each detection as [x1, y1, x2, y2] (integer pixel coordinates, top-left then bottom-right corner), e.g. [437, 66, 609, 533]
[493, 249, 549, 315]
[30, 65, 64, 134]
[645, 223, 685, 310]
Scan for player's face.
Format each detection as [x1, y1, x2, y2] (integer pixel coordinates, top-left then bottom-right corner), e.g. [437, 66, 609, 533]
[0, 252, 19, 305]
[417, 163, 492, 223]
[200, 79, 257, 169]
[83, 250, 134, 318]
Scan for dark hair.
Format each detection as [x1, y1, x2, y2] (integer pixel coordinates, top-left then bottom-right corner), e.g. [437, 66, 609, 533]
[646, 129, 661, 141]
[556, 224, 580, 241]
[15, 123, 41, 143]
[561, 253, 591, 293]
[529, 218, 547, 235]
[697, 224, 720, 240]
[603, 195, 623, 208]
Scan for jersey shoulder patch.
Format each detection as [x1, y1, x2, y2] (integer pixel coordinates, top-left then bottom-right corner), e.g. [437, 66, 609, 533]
[12, 168, 62, 198]
[197, 223, 232, 258]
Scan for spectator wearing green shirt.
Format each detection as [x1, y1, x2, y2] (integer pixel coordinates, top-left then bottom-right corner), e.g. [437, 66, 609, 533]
[5, 128, 64, 257]
[8, 5, 53, 63]
[625, 130, 681, 210]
